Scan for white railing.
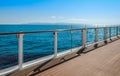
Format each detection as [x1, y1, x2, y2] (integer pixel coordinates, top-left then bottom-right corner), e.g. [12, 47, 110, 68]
[0, 26, 120, 76]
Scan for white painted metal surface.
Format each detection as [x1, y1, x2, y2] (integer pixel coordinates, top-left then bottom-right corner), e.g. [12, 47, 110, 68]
[54, 32, 58, 57]
[95, 28, 98, 42]
[18, 34, 24, 70]
[82, 29, 86, 47]
[104, 27, 107, 40]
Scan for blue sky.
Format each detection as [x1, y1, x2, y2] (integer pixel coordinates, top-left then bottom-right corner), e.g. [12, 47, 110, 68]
[0, 0, 120, 24]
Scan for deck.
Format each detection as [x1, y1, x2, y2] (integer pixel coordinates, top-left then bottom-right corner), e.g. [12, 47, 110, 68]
[35, 39, 120, 76]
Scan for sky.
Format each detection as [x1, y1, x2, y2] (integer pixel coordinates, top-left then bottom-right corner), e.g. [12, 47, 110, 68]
[0, 0, 120, 25]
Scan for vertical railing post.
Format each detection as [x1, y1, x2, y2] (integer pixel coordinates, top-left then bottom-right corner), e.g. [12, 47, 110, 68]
[95, 28, 98, 42]
[109, 27, 111, 39]
[118, 26, 119, 36]
[82, 28, 86, 48]
[104, 27, 107, 40]
[116, 26, 118, 36]
[118, 26, 120, 35]
[70, 30, 73, 52]
[17, 34, 24, 70]
[54, 31, 58, 57]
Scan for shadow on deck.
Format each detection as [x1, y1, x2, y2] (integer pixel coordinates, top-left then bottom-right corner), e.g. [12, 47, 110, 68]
[35, 39, 120, 76]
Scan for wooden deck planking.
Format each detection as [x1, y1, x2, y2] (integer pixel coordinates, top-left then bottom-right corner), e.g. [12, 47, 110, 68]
[35, 39, 120, 76]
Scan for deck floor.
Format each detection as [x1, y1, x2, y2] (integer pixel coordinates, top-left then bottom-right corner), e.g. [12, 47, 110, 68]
[36, 39, 120, 76]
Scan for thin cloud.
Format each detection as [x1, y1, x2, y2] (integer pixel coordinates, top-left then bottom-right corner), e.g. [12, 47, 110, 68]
[68, 18, 88, 21]
[51, 16, 57, 19]
[51, 16, 65, 19]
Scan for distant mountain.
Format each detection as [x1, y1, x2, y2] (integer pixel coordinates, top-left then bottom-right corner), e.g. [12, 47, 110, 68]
[27, 22, 86, 25]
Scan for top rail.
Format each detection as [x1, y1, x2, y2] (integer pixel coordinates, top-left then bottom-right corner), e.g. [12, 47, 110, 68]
[0, 26, 119, 35]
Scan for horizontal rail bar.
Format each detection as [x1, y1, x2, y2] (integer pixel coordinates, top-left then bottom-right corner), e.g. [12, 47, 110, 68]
[0, 26, 120, 35]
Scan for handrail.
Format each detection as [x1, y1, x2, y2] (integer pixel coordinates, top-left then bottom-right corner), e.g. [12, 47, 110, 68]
[0, 26, 119, 35]
[0, 29, 84, 35]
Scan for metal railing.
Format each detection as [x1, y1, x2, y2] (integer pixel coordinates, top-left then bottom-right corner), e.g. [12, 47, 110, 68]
[0, 26, 120, 75]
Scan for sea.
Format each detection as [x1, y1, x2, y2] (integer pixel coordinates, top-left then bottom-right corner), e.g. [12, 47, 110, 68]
[0, 24, 118, 70]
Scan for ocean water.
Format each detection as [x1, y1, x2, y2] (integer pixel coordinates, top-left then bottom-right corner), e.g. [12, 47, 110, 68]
[0, 24, 118, 70]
